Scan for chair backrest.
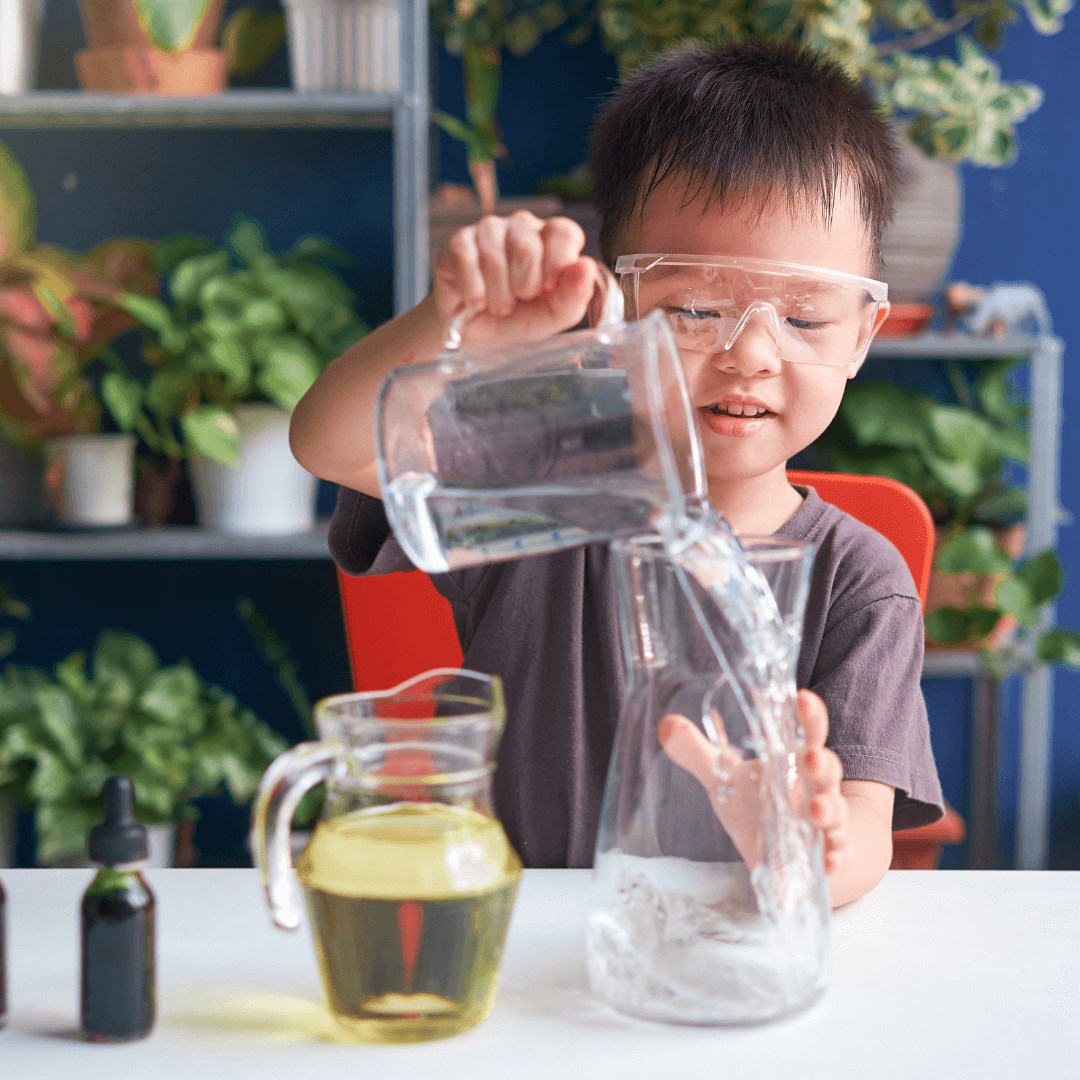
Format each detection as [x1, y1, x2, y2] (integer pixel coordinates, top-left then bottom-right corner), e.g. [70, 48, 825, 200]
[338, 471, 934, 690]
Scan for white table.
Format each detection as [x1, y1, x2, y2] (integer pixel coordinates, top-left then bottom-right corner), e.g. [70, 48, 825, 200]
[2, 869, 1078, 1078]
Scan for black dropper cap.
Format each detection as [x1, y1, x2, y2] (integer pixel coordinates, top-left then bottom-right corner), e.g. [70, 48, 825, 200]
[88, 776, 148, 865]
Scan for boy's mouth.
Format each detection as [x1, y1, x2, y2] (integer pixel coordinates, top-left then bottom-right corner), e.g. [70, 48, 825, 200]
[699, 397, 776, 437]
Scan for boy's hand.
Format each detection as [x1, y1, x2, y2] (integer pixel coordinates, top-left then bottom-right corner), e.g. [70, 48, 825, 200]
[433, 212, 598, 349]
[657, 688, 849, 873]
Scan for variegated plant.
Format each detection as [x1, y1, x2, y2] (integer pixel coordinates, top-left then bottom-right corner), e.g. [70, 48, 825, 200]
[593, 0, 1073, 165]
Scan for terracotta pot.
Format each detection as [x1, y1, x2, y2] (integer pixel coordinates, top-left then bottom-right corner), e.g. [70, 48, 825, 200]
[78, 0, 223, 51]
[75, 45, 228, 94]
[926, 524, 1026, 650]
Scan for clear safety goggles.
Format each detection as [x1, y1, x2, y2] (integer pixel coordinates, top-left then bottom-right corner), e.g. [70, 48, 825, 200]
[614, 254, 888, 368]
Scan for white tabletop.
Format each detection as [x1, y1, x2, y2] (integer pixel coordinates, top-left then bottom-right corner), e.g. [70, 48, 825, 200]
[2, 869, 1078, 1078]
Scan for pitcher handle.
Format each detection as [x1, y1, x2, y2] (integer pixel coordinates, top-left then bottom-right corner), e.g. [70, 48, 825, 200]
[250, 741, 337, 930]
[441, 261, 625, 354]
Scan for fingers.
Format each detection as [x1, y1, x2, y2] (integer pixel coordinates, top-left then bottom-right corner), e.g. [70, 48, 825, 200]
[796, 688, 829, 750]
[433, 212, 586, 327]
[657, 713, 720, 791]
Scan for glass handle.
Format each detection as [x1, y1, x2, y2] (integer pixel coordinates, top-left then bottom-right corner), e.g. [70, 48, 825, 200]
[250, 741, 336, 930]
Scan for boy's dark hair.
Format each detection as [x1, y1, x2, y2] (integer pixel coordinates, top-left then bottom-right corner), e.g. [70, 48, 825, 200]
[590, 40, 900, 268]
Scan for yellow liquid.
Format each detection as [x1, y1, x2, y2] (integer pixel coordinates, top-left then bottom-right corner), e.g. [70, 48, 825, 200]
[296, 802, 522, 1042]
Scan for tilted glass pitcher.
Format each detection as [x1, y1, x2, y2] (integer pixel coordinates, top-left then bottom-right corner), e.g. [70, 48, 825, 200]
[375, 266, 707, 573]
[587, 536, 830, 1026]
[251, 669, 522, 1043]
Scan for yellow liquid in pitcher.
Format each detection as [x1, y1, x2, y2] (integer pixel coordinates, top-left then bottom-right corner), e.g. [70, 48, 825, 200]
[296, 802, 522, 1042]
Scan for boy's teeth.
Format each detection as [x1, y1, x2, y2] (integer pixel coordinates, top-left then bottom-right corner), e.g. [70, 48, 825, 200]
[709, 403, 769, 417]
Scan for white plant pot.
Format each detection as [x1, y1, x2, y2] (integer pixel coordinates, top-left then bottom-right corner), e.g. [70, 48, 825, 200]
[284, 0, 400, 92]
[0, 0, 45, 94]
[188, 403, 318, 536]
[42, 433, 136, 528]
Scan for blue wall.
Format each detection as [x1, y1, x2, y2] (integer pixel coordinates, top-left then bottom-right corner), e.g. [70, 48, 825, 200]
[4, 3, 1077, 866]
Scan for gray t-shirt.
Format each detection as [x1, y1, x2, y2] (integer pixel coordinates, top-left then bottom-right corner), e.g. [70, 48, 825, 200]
[329, 485, 945, 868]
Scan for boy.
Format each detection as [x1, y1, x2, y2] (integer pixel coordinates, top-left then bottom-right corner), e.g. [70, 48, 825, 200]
[291, 40, 945, 907]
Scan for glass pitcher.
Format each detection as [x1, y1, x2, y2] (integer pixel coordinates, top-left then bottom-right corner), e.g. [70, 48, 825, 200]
[251, 669, 522, 1043]
[587, 536, 830, 1026]
[375, 266, 707, 573]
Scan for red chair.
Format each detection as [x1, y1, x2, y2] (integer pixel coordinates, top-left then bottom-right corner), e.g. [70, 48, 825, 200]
[338, 470, 965, 868]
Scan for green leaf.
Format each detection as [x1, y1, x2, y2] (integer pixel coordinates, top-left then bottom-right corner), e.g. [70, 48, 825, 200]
[169, 250, 230, 305]
[252, 335, 322, 410]
[286, 236, 352, 266]
[33, 688, 84, 769]
[155, 233, 215, 275]
[222, 8, 285, 75]
[228, 218, 271, 270]
[0, 138, 36, 259]
[925, 405, 993, 458]
[241, 297, 288, 333]
[92, 630, 160, 694]
[101, 372, 144, 431]
[146, 368, 193, 418]
[181, 405, 240, 465]
[115, 293, 179, 337]
[205, 338, 253, 393]
[134, 0, 214, 51]
[1035, 628, 1080, 667]
[993, 576, 1033, 623]
[839, 382, 927, 449]
[973, 486, 1027, 524]
[925, 605, 1000, 644]
[936, 527, 1012, 574]
[138, 665, 202, 726]
[1015, 549, 1063, 606]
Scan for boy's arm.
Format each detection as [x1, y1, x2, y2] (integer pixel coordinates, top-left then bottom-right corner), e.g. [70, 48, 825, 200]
[290, 213, 596, 497]
[827, 779, 894, 908]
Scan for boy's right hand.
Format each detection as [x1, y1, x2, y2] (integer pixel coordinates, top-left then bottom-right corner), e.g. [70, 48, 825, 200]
[432, 212, 599, 349]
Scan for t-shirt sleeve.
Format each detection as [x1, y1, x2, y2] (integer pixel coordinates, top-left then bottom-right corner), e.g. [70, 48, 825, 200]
[811, 592, 945, 830]
[327, 485, 414, 576]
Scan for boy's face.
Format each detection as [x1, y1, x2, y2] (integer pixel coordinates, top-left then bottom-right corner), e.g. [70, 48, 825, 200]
[623, 176, 890, 494]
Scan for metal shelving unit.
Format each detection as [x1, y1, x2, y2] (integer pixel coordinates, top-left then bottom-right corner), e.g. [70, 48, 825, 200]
[0, 0, 430, 313]
[867, 329, 1066, 871]
[0, 526, 331, 561]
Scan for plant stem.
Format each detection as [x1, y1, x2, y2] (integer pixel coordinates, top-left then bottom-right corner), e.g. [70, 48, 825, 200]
[946, 359, 976, 411]
[875, 11, 974, 55]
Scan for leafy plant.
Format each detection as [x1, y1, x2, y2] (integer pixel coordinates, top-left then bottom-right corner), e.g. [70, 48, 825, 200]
[0, 140, 157, 444]
[0, 629, 287, 864]
[112, 219, 369, 466]
[813, 367, 1080, 666]
[431, 0, 586, 210]
[926, 529, 1080, 671]
[126, 0, 285, 76]
[550, 0, 1072, 184]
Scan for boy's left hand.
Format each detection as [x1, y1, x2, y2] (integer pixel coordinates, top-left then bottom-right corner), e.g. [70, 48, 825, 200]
[658, 688, 848, 873]
[794, 689, 848, 875]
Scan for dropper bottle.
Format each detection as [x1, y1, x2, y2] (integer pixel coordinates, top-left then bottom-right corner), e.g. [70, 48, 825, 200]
[80, 775, 156, 1042]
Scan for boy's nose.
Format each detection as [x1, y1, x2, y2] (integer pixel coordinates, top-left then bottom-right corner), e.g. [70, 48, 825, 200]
[712, 303, 785, 377]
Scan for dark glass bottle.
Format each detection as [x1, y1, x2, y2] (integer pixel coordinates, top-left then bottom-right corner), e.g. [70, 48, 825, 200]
[80, 776, 156, 1043]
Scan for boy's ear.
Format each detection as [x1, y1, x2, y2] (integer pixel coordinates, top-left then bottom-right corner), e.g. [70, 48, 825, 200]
[847, 301, 891, 379]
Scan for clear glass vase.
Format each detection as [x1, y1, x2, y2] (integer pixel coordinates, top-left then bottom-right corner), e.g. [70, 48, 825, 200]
[587, 536, 830, 1026]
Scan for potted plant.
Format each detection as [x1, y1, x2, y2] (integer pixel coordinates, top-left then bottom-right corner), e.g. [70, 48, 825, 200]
[113, 218, 369, 535]
[75, 0, 284, 95]
[812, 366, 1080, 668]
[546, 0, 1069, 303]
[283, 0, 400, 92]
[0, 140, 158, 528]
[0, 628, 288, 867]
[428, 0, 584, 262]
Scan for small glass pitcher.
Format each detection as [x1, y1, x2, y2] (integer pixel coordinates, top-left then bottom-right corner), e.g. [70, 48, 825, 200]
[588, 536, 830, 1026]
[375, 266, 707, 573]
[251, 669, 522, 1043]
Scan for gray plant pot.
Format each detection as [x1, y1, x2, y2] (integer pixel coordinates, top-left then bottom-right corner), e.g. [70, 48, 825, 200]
[0, 439, 44, 528]
[880, 131, 964, 304]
